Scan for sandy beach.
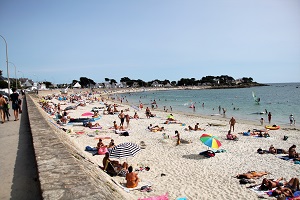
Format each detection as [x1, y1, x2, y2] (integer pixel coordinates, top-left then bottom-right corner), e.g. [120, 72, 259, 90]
[36, 89, 300, 200]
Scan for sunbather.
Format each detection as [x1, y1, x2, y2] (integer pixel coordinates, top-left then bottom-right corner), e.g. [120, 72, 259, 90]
[126, 166, 140, 188]
[236, 171, 268, 179]
[87, 122, 101, 128]
[194, 123, 205, 130]
[269, 145, 288, 154]
[259, 177, 284, 190]
[289, 145, 299, 158]
[272, 186, 294, 197]
[271, 182, 299, 198]
[102, 152, 128, 173]
[107, 139, 116, 149]
[150, 126, 164, 132]
[226, 130, 238, 140]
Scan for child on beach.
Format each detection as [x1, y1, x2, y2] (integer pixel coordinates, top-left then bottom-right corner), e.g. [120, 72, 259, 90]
[175, 130, 180, 145]
[260, 117, 264, 125]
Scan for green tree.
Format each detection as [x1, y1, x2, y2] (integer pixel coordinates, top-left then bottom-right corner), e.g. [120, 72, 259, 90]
[0, 80, 8, 88]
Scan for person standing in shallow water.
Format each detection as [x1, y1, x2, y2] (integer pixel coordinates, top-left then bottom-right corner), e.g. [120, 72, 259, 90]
[268, 112, 272, 124]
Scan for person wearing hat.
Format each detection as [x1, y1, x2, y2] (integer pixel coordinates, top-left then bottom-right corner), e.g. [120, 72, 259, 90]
[289, 114, 295, 125]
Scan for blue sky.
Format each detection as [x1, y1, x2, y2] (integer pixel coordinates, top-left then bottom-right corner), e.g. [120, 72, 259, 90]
[0, 0, 299, 84]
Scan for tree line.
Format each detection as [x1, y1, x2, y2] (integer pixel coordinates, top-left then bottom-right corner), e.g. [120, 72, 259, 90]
[0, 69, 257, 89]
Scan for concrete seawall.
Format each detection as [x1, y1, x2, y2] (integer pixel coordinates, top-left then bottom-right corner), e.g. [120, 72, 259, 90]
[26, 94, 131, 200]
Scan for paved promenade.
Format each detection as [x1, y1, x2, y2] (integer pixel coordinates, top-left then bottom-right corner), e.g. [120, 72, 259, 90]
[0, 97, 42, 200]
[0, 95, 131, 200]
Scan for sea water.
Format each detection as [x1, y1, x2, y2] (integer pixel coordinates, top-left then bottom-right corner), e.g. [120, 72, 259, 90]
[118, 83, 300, 127]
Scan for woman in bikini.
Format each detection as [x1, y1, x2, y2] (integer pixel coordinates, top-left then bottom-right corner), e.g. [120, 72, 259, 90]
[236, 171, 268, 179]
[260, 177, 284, 190]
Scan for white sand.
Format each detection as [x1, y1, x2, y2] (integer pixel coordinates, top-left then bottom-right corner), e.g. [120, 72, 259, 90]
[38, 89, 300, 200]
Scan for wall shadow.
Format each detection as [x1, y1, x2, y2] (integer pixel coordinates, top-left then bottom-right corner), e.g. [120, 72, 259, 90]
[10, 96, 42, 200]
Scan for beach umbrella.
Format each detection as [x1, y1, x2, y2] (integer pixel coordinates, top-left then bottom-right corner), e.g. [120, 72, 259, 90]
[81, 112, 94, 117]
[200, 134, 222, 149]
[109, 142, 141, 159]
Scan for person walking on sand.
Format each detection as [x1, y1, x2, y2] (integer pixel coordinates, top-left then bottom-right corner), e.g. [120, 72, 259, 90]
[10, 88, 20, 121]
[229, 117, 236, 132]
[268, 112, 272, 124]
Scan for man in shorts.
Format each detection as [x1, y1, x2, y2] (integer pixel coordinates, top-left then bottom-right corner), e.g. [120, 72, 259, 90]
[10, 88, 19, 121]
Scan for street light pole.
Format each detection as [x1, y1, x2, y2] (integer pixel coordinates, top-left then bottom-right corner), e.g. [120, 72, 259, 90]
[0, 34, 10, 95]
[8, 62, 17, 89]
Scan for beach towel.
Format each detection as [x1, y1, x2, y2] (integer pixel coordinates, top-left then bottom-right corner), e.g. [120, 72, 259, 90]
[138, 193, 169, 200]
[85, 146, 97, 151]
[249, 185, 272, 197]
[277, 155, 294, 161]
[111, 179, 152, 193]
[89, 126, 103, 129]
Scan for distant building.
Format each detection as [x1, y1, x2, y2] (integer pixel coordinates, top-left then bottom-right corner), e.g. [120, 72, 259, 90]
[73, 82, 81, 88]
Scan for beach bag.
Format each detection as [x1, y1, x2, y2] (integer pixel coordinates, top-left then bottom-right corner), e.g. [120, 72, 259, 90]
[120, 131, 129, 136]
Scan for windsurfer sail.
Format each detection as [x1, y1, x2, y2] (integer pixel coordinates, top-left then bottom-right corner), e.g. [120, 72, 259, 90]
[252, 91, 260, 104]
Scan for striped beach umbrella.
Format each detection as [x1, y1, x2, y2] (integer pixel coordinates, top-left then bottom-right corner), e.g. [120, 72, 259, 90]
[200, 134, 222, 149]
[109, 142, 141, 159]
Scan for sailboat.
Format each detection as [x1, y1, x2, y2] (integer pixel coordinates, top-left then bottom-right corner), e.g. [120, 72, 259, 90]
[252, 91, 260, 104]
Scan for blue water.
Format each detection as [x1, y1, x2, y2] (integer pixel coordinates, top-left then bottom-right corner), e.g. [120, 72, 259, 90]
[118, 83, 300, 127]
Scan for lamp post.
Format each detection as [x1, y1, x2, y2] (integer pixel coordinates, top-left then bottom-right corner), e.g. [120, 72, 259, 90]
[0, 34, 10, 95]
[8, 62, 17, 89]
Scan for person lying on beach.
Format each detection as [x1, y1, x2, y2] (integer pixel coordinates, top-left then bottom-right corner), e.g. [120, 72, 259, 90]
[185, 123, 205, 131]
[269, 145, 288, 154]
[226, 130, 238, 140]
[272, 186, 294, 197]
[150, 126, 165, 132]
[236, 171, 268, 179]
[239, 129, 269, 137]
[271, 178, 299, 197]
[259, 177, 285, 190]
[164, 120, 182, 124]
[126, 166, 140, 188]
[261, 177, 299, 192]
[289, 145, 299, 159]
[86, 122, 101, 128]
[185, 125, 195, 131]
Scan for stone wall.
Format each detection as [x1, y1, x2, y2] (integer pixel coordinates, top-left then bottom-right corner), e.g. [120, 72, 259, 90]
[26, 94, 132, 200]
